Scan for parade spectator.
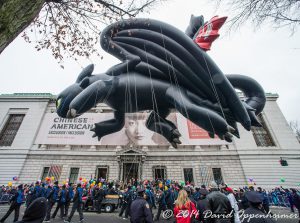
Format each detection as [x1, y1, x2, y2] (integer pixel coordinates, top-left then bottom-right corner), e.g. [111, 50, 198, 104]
[257, 187, 270, 214]
[196, 188, 209, 223]
[174, 189, 197, 223]
[226, 187, 241, 223]
[206, 181, 234, 223]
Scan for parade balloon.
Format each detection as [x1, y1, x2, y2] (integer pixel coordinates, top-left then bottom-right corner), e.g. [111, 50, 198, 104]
[79, 177, 82, 181]
[51, 176, 55, 181]
[12, 176, 18, 181]
[56, 17, 266, 147]
[8, 182, 12, 187]
[280, 178, 285, 182]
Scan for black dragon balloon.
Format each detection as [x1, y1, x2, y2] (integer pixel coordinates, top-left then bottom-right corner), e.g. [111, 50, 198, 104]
[56, 16, 266, 148]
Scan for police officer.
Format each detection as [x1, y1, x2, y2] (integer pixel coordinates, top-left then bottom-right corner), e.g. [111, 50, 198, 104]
[130, 188, 153, 223]
[64, 183, 84, 223]
[243, 191, 275, 223]
[0, 184, 24, 223]
[44, 181, 59, 222]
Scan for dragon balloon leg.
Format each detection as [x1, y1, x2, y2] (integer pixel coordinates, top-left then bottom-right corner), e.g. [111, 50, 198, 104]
[56, 16, 266, 148]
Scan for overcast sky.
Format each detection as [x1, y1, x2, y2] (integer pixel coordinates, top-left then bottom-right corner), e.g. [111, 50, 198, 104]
[0, 0, 299, 123]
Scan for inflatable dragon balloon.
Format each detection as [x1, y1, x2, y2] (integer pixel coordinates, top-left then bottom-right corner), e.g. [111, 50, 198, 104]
[56, 16, 266, 148]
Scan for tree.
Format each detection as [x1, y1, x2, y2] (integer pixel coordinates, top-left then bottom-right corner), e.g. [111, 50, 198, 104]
[289, 120, 300, 142]
[0, 0, 160, 63]
[210, 0, 300, 32]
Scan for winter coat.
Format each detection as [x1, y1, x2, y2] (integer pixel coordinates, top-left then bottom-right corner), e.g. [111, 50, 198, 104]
[227, 193, 241, 223]
[174, 201, 197, 223]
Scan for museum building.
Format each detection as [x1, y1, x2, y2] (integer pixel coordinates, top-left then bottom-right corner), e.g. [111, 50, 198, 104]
[0, 93, 299, 189]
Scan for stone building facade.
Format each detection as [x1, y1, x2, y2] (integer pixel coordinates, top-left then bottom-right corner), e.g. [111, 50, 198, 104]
[0, 93, 299, 189]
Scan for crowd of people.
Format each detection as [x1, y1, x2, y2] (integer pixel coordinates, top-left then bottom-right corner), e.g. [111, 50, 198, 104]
[0, 178, 300, 223]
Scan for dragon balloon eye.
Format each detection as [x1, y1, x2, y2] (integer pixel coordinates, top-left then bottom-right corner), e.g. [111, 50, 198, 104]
[56, 98, 62, 108]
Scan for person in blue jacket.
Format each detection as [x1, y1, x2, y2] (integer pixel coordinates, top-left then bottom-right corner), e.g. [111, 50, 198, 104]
[145, 185, 156, 213]
[64, 183, 74, 217]
[33, 182, 41, 200]
[0, 184, 24, 222]
[40, 183, 47, 198]
[44, 181, 59, 222]
[52, 184, 67, 219]
[64, 183, 84, 223]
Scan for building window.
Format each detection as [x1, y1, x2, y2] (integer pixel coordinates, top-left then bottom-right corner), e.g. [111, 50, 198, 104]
[69, 168, 79, 183]
[199, 166, 214, 186]
[41, 167, 50, 180]
[212, 168, 224, 185]
[49, 165, 63, 181]
[153, 166, 167, 180]
[251, 114, 275, 147]
[183, 168, 194, 183]
[0, 114, 25, 146]
[96, 167, 108, 181]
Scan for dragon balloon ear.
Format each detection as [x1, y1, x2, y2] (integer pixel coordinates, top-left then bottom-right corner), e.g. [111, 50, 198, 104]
[76, 64, 94, 83]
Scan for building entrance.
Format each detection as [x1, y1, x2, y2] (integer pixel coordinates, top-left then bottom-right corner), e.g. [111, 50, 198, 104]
[116, 148, 147, 183]
[123, 163, 139, 182]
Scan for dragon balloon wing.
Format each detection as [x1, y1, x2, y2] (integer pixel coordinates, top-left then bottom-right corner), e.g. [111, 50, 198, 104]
[100, 18, 252, 130]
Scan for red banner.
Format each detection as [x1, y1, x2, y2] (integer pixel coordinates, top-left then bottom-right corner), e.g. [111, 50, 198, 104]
[187, 120, 211, 139]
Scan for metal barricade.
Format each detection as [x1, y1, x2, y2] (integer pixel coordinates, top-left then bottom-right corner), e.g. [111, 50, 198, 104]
[267, 194, 290, 207]
[0, 194, 11, 204]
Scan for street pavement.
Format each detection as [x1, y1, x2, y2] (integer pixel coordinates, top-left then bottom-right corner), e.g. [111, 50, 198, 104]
[0, 204, 299, 223]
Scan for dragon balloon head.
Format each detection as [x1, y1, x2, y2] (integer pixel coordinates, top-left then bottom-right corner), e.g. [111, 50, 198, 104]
[56, 64, 94, 118]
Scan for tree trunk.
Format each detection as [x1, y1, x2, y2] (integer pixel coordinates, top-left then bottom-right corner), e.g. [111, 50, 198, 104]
[0, 0, 45, 54]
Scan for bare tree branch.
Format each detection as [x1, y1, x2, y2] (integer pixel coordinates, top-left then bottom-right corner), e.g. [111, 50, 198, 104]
[209, 0, 300, 32]
[1, 0, 160, 63]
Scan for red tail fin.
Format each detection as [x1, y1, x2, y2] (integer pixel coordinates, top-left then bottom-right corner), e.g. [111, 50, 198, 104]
[194, 16, 227, 51]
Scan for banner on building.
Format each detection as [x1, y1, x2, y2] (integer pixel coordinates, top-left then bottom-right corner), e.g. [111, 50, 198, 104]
[35, 112, 226, 146]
